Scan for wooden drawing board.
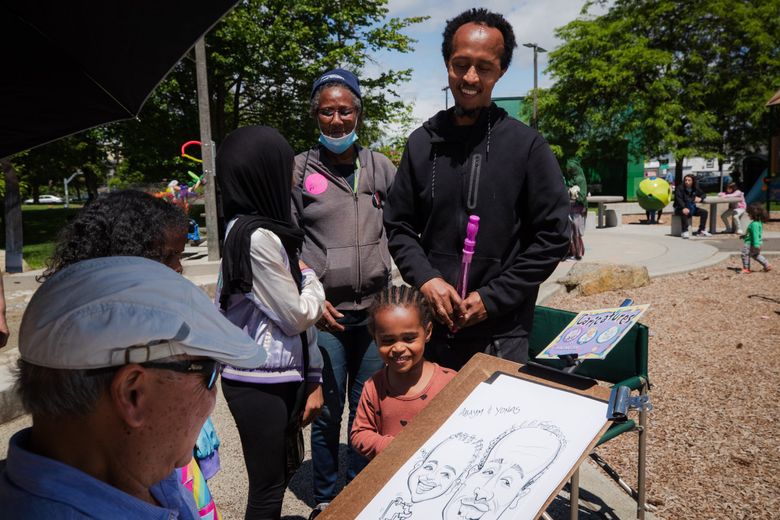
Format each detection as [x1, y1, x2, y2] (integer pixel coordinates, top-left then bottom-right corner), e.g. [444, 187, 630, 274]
[321, 353, 612, 520]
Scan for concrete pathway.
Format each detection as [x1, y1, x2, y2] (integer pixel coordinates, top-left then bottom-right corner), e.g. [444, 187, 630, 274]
[1, 226, 777, 519]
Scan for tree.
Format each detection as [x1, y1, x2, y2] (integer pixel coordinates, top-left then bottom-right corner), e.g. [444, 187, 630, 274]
[11, 130, 106, 201]
[536, 0, 780, 182]
[114, 0, 424, 179]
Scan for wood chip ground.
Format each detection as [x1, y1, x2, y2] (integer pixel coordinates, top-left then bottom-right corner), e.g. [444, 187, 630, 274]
[545, 256, 779, 519]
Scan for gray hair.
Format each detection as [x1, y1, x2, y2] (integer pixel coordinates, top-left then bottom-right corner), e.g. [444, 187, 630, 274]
[310, 82, 362, 119]
[15, 359, 116, 418]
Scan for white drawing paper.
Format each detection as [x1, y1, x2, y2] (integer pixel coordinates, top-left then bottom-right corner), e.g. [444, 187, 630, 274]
[357, 373, 608, 520]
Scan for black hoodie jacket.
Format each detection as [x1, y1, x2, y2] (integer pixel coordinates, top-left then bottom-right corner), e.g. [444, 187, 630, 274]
[384, 104, 570, 340]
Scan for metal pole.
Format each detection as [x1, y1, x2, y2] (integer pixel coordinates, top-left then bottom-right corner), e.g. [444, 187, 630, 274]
[533, 47, 539, 129]
[569, 468, 580, 520]
[63, 170, 80, 209]
[195, 37, 220, 261]
[1, 158, 24, 273]
[524, 43, 546, 129]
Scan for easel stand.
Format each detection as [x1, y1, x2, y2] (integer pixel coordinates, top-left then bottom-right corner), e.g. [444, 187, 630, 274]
[536, 355, 653, 519]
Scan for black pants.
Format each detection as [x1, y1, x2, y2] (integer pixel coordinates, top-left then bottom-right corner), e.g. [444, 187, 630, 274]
[675, 206, 708, 232]
[221, 379, 298, 520]
[425, 335, 529, 371]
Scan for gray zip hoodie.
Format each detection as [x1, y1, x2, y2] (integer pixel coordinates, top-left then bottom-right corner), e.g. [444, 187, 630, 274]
[293, 145, 396, 310]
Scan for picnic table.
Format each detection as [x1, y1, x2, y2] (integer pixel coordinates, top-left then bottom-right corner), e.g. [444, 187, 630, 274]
[701, 195, 732, 234]
[589, 195, 625, 228]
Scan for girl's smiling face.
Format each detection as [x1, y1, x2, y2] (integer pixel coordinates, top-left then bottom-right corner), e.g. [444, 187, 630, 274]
[373, 305, 432, 374]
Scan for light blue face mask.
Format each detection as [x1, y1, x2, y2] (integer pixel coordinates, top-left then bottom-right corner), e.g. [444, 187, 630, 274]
[319, 128, 358, 154]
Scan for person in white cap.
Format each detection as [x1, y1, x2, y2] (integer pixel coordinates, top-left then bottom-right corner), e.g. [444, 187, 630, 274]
[0, 256, 265, 519]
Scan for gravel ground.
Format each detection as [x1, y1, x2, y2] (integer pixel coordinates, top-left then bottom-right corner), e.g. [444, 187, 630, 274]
[545, 256, 780, 519]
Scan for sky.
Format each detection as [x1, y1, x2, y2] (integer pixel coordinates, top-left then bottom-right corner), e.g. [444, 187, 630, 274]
[367, 0, 611, 134]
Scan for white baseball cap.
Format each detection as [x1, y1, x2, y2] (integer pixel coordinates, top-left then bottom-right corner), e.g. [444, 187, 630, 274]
[20, 256, 266, 370]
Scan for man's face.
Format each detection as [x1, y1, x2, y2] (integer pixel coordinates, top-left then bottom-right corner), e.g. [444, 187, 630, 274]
[443, 428, 561, 520]
[407, 438, 476, 502]
[442, 458, 527, 520]
[143, 359, 218, 470]
[684, 176, 693, 188]
[447, 23, 506, 120]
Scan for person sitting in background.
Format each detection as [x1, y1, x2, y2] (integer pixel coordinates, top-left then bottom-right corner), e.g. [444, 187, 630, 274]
[673, 174, 710, 238]
[718, 182, 746, 234]
[0, 256, 265, 519]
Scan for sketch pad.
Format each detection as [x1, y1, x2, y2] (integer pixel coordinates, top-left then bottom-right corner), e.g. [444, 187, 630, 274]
[322, 354, 611, 520]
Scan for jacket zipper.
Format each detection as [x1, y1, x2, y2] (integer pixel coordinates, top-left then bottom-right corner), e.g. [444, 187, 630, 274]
[353, 174, 362, 305]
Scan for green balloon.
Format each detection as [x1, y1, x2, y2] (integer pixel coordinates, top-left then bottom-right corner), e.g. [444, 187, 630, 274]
[636, 177, 671, 211]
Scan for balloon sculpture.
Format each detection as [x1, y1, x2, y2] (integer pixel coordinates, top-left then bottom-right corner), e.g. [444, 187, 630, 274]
[153, 141, 206, 244]
[636, 176, 672, 211]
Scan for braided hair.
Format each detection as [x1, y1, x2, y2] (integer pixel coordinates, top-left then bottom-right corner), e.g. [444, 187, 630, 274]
[368, 284, 433, 335]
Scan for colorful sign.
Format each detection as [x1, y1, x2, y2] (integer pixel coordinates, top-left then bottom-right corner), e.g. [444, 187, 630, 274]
[536, 304, 649, 361]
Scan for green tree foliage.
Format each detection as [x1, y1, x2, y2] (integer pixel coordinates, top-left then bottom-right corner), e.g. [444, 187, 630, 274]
[115, 0, 423, 179]
[12, 130, 106, 200]
[535, 0, 780, 178]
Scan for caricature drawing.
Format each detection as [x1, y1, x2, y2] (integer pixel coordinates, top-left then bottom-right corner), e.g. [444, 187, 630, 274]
[380, 497, 413, 520]
[407, 433, 483, 503]
[380, 433, 483, 519]
[442, 422, 565, 520]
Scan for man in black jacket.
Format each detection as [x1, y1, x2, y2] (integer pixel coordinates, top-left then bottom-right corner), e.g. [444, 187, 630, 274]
[383, 8, 570, 370]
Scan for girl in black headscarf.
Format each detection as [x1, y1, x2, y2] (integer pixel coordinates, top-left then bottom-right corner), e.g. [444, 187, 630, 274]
[216, 126, 325, 520]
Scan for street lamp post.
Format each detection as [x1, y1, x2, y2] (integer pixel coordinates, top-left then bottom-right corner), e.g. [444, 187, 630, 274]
[523, 43, 547, 129]
[442, 85, 450, 109]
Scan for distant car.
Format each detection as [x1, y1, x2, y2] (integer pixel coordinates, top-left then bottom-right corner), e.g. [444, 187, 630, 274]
[696, 174, 732, 193]
[24, 194, 63, 204]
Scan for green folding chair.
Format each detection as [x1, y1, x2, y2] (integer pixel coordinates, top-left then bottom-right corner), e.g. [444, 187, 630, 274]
[529, 305, 650, 520]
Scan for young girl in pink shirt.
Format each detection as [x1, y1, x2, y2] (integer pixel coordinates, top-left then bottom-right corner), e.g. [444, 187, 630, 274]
[351, 286, 457, 460]
[719, 182, 747, 234]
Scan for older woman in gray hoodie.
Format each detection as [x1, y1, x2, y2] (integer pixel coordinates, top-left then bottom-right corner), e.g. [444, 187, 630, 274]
[292, 69, 396, 516]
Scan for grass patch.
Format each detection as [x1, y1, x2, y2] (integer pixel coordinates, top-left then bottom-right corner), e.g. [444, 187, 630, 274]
[1, 206, 83, 269]
[22, 243, 57, 270]
[1, 203, 207, 270]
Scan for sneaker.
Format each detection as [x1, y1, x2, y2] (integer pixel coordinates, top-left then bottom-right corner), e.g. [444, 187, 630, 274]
[694, 229, 712, 237]
[682, 231, 690, 239]
[741, 268, 752, 274]
[736, 229, 744, 235]
[764, 265, 773, 272]
[309, 503, 330, 520]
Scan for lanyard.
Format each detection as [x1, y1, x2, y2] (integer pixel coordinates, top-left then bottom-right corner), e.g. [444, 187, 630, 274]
[351, 157, 361, 193]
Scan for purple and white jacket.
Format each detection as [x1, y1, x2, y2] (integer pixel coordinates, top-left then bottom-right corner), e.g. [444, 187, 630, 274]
[218, 222, 324, 385]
